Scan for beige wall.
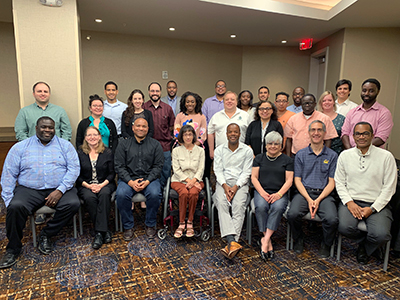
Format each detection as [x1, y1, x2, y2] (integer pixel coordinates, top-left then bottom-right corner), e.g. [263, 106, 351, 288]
[81, 30, 243, 116]
[313, 29, 346, 95]
[241, 46, 311, 103]
[0, 22, 20, 127]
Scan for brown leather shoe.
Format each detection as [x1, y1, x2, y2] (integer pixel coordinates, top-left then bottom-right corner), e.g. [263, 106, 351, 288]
[220, 245, 230, 259]
[228, 241, 243, 259]
[123, 228, 135, 241]
[145, 226, 157, 238]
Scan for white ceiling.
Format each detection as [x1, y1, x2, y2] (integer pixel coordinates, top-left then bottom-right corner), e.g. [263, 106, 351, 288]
[1, 0, 400, 46]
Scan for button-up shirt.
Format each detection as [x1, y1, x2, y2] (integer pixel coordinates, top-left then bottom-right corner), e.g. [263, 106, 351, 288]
[284, 110, 338, 154]
[1, 135, 80, 207]
[341, 101, 393, 148]
[334, 145, 397, 212]
[294, 145, 338, 190]
[161, 96, 180, 116]
[214, 142, 253, 188]
[103, 99, 128, 135]
[114, 136, 164, 184]
[143, 101, 175, 152]
[287, 104, 303, 114]
[335, 98, 358, 117]
[14, 102, 72, 141]
[202, 95, 225, 125]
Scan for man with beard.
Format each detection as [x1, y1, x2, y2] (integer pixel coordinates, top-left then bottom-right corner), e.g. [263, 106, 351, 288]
[341, 78, 393, 149]
[103, 81, 127, 136]
[143, 82, 175, 187]
[258, 86, 270, 101]
[0, 117, 80, 268]
[161, 80, 181, 116]
[287, 87, 305, 113]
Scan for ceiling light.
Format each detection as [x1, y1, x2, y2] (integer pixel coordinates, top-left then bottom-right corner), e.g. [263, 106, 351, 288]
[95, 19, 102, 23]
[230, 34, 236, 38]
[169, 27, 175, 31]
[281, 40, 287, 44]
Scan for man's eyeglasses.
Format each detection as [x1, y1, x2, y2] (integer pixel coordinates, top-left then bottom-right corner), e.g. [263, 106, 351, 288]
[354, 131, 371, 137]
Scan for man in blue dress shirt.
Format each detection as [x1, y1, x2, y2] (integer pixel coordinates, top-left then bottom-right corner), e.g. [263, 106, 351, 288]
[0, 117, 80, 269]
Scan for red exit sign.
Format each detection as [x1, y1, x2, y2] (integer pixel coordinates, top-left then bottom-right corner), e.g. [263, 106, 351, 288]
[299, 38, 313, 50]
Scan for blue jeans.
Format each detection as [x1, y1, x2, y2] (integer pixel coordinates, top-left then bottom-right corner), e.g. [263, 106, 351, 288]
[160, 151, 171, 188]
[254, 190, 288, 232]
[116, 179, 161, 229]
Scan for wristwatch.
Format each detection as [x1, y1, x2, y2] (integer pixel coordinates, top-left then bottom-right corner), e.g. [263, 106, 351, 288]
[370, 207, 376, 214]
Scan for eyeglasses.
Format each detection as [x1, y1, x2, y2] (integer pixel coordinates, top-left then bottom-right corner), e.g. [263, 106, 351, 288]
[275, 100, 288, 103]
[91, 105, 103, 108]
[259, 107, 272, 111]
[150, 90, 160, 93]
[354, 131, 371, 137]
[266, 142, 280, 146]
[86, 134, 100, 137]
[216, 85, 226, 88]
[302, 102, 315, 106]
[183, 133, 194, 137]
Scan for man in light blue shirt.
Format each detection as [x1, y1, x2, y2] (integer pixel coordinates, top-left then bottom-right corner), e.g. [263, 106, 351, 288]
[103, 81, 127, 136]
[0, 117, 80, 269]
[160, 80, 181, 116]
[14, 81, 72, 141]
[287, 87, 305, 113]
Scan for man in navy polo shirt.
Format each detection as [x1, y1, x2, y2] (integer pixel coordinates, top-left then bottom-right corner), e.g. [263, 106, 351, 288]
[287, 120, 338, 258]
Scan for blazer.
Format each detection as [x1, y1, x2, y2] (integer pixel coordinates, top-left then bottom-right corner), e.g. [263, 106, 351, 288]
[76, 147, 116, 189]
[245, 119, 283, 156]
[120, 109, 154, 138]
[76, 117, 118, 153]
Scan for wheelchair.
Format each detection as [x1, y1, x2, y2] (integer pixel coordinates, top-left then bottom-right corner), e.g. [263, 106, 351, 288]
[157, 177, 212, 241]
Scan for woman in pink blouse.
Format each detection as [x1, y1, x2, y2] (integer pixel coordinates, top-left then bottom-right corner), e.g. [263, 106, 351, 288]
[174, 92, 207, 147]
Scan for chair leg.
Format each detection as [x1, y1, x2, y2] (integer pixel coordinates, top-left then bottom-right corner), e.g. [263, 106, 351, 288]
[383, 239, 390, 272]
[119, 212, 123, 232]
[330, 239, 335, 258]
[31, 215, 37, 248]
[286, 222, 291, 250]
[336, 234, 342, 261]
[78, 206, 83, 235]
[114, 200, 119, 232]
[73, 214, 77, 239]
[211, 203, 215, 237]
[247, 206, 252, 245]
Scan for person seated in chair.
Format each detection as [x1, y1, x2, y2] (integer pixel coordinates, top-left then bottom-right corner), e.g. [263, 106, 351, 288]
[0, 117, 80, 269]
[76, 126, 116, 249]
[213, 123, 253, 259]
[114, 118, 164, 240]
[287, 120, 338, 258]
[171, 125, 205, 238]
[335, 122, 397, 264]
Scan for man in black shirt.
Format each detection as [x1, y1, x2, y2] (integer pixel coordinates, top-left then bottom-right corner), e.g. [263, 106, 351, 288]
[114, 118, 164, 239]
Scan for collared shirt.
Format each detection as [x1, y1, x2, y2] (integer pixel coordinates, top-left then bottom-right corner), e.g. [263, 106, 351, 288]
[284, 110, 338, 154]
[341, 101, 393, 148]
[171, 145, 205, 183]
[208, 108, 249, 148]
[287, 104, 303, 114]
[114, 136, 164, 184]
[334, 145, 397, 212]
[1, 135, 79, 207]
[143, 100, 175, 152]
[294, 145, 338, 190]
[277, 110, 296, 129]
[161, 96, 181, 116]
[214, 142, 253, 188]
[14, 102, 72, 141]
[103, 99, 128, 135]
[335, 98, 358, 117]
[202, 95, 225, 125]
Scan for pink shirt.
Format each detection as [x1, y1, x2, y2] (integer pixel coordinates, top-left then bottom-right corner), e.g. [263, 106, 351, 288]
[174, 113, 207, 143]
[341, 101, 393, 148]
[284, 110, 338, 154]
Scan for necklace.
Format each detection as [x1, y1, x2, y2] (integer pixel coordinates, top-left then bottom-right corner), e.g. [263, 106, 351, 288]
[266, 154, 280, 161]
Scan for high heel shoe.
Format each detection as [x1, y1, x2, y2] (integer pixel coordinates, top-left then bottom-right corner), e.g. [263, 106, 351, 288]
[267, 250, 275, 260]
[260, 249, 268, 261]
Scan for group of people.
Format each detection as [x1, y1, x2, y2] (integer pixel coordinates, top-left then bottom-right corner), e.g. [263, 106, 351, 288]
[0, 77, 397, 269]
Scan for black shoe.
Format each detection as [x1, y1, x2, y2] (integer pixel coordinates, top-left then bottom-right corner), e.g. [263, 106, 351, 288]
[145, 226, 157, 238]
[356, 243, 370, 265]
[38, 234, 53, 255]
[260, 250, 268, 261]
[293, 237, 304, 254]
[92, 232, 103, 250]
[267, 250, 275, 260]
[103, 231, 112, 244]
[391, 250, 400, 259]
[35, 214, 46, 225]
[0, 252, 18, 269]
[318, 242, 330, 258]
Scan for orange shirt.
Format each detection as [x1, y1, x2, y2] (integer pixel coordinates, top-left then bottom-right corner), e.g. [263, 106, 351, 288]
[278, 110, 296, 148]
[284, 110, 338, 154]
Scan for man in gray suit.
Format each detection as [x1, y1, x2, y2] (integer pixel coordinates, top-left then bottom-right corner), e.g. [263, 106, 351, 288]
[161, 80, 181, 116]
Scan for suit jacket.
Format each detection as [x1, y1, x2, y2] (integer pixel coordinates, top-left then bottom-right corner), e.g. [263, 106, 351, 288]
[245, 119, 283, 156]
[161, 96, 181, 116]
[76, 147, 116, 189]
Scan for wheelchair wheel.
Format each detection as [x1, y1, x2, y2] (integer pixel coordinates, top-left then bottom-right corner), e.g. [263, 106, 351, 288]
[158, 228, 167, 240]
[201, 230, 210, 242]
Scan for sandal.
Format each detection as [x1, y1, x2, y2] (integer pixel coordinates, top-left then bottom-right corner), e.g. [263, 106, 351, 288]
[174, 223, 185, 238]
[186, 222, 195, 238]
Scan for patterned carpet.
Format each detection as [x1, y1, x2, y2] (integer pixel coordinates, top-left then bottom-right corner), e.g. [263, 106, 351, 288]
[0, 201, 399, 300]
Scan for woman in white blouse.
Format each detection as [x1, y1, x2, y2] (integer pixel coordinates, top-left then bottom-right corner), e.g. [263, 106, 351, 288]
[171, 125, 205, 238]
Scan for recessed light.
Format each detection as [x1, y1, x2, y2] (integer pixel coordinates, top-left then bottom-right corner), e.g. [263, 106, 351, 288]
[95, 19, 102, 23]
[281, 40, 287, 44]
[169, 27, 175, 31]
[230, 34, 236, 38]
[86, 35, 91, 40]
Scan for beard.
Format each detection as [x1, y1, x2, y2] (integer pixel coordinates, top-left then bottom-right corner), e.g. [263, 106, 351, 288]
[150, 95, 161, 102]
